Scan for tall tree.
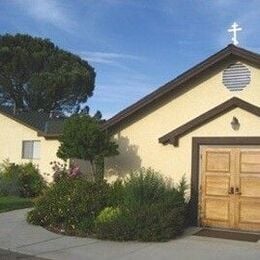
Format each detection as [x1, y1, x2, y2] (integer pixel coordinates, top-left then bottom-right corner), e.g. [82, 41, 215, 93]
[57, 114, 119, 182]
[0, 34, 95, 113]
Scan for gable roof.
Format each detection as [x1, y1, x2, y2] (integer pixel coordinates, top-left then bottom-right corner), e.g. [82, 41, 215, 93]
[0, 106, 64, 138]
[159, 97, 260, 146]
[102, 44, 260, 131]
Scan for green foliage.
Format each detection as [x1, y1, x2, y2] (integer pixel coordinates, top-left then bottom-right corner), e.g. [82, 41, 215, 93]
[95, 207, 121, 224]
[0, 164, 21, 197]
[95, 207, 135, 241]
[57, 114, 119, 182]
[18, 162, 47, 197]
[50, 161, 68, 183]
[27, 167, 187, 242]
[0, 196, 33, 213]
[50, 161, 83, 183]
[107, 179, 124, 207]
[0, 33, 95, 113]
[123, 168, 168, 209]
[95, 168, 187, 241]
[0, 161, 46, 198]
[27, 178, 110, 235]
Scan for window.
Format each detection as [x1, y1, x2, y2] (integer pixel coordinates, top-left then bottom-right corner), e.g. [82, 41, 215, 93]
[22, 141, 41, 159]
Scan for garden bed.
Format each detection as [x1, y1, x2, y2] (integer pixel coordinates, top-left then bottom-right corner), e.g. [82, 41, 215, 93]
[27, 168, 188, 242]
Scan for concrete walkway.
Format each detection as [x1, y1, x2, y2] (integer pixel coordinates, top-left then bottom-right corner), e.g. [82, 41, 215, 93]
[0, 209, 260, 260]
[0, 248, 48, 259]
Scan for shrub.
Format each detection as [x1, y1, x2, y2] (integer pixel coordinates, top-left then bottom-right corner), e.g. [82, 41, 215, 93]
[27, 167, 187, 241]
[27, 178, 110, 235]
[95, 207, 135, 241]
[51, 161, 68, 183]
[107, 179, 124, 207]
[18, 162, 47, 197]
[95, 207, 121, 224]
[0, 163, 21, 197]
[51, 161, 82, 183]
[0, 161, 46, 198]
[131, 199, 186, 241]
[95, 168, 187, 241]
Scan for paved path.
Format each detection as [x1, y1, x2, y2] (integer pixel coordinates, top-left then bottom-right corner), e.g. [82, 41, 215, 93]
[0, 209, 260, 260]
[0, 248, 48, 259]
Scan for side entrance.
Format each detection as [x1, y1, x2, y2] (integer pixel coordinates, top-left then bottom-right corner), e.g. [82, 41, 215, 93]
[200, 146, 260, 232]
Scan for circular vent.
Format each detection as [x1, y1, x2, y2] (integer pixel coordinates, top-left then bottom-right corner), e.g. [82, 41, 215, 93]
[222, 63, 251, 91]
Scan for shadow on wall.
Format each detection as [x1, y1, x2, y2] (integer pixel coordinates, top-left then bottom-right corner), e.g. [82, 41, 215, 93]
[105, 135, 142, 181]
[71, 136, 142, 182]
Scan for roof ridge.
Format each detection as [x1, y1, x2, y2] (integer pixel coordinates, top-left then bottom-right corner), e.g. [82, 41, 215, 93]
[103, 44, 260, 130]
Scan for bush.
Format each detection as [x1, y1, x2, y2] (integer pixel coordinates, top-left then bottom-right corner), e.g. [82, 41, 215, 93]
[95, 207, 121, 224]
[27, 167, 188, 241]
[0, 161, 46, 198]
[27, 178, 110, 235]
[95, 207, 135, 241]
[107, 179, 124, 207]
[0, 164, 21, 197]
[18, 163, 47, 197]
[95, 168, 187, 241]
[51, 161, 68, 183]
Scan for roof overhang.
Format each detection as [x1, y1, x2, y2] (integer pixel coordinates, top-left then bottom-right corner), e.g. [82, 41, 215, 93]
[0, 108, 45, 135]
[37, 133, 61, 139]
[159, 97, 260, 146]
[0, 108, 62, 139]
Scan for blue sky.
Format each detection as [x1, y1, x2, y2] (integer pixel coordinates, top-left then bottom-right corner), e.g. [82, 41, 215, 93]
[0, 0, 259, 118]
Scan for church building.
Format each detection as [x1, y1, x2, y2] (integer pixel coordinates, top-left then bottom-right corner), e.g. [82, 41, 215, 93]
[102, 43, 260, 232]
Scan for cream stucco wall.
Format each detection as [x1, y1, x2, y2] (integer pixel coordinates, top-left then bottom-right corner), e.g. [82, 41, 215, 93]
[105, 60, 260, 185]
[0, 113, 62, 182]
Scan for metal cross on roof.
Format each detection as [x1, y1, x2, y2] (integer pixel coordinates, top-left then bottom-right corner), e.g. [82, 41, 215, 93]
[228, 22, 242, 46]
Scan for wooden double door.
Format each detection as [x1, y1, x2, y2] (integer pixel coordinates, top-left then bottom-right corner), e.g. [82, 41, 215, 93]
[200, 146, 260, 232]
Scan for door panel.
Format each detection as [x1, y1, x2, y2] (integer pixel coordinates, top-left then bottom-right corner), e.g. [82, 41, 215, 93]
[240, 151, 260, 173]
[240, 177, 260, 198]
[205, 176, 230, 196]
[239, 202, 260, 224]
[204, 198, 230, 221]
[206, 151, 231, 172]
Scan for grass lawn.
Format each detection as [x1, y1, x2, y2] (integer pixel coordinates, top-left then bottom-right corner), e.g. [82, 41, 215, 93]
[0, 196, 33, 213]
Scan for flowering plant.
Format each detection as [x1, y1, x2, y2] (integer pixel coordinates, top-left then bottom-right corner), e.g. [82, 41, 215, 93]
[50, 161, 82, 182]
[68, 164, 81, 178]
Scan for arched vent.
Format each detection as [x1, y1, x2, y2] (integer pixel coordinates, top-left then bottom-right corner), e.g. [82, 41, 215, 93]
[222, 63, 251, 91]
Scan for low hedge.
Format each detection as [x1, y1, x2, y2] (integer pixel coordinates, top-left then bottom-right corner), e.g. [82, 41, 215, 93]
[0, 196, 33, 213]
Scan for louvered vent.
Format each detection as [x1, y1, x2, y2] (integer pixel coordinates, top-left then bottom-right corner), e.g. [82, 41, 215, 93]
[222, 63, 251, 91]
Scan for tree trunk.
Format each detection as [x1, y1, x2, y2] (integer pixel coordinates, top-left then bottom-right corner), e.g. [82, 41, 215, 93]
[89, 157, 105, 183]
[89, 160, 96, 182]
[94, 156, 105, 183]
